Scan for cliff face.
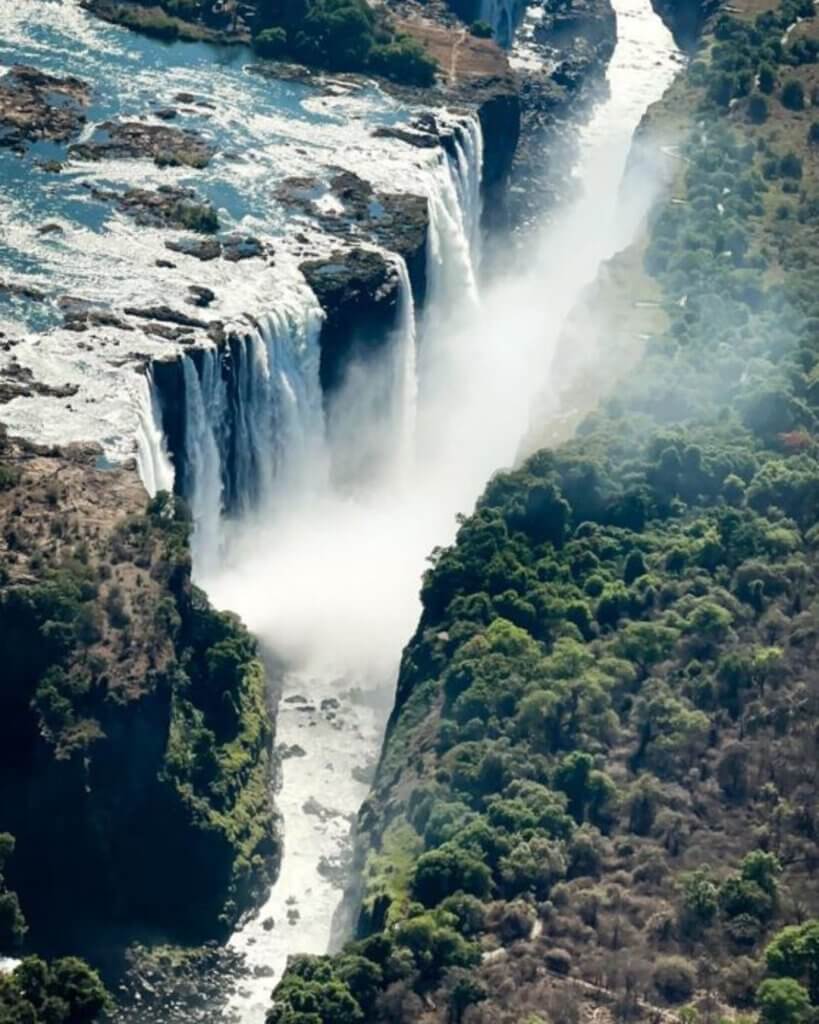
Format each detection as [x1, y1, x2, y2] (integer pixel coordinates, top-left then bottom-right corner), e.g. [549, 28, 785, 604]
[649, 0, 720, 46]
[0, 431, 277, 953]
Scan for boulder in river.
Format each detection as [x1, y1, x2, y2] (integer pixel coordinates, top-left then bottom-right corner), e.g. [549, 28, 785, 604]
[69, 120, 215, 168]
[0, 64, 90, 153]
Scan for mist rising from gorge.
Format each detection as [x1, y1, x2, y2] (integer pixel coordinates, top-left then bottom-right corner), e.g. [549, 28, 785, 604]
[201, 0, 681, 692]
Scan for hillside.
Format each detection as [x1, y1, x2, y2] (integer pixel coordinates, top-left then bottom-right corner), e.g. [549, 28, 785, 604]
[264, 0, 819, 1021]
[0, 431, 276, 957]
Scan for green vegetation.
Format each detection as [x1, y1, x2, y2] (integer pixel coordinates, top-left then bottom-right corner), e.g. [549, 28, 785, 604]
[0, 956, 108, 1024]
[469, 20, 493, 38]
[251, 0, 438, 85]
[0, 454, 275, 950]
[0, 835, 25, 953]
[267, 0, 819, 1019]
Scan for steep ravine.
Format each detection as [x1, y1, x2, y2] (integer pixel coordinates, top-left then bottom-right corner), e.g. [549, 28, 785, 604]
[190, 1, 682, 1021]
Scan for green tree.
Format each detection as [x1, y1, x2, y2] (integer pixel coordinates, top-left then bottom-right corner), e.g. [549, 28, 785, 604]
[757, 978, 811, 1024]
[782, 79, 805, 110]
[765, 921, 819, 1002]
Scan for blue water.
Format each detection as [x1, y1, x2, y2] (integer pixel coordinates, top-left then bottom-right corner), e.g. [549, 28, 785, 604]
[0, 1, 417, 330]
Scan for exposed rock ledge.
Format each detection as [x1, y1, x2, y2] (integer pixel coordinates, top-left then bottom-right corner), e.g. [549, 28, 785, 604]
[0, 65, 90, 153]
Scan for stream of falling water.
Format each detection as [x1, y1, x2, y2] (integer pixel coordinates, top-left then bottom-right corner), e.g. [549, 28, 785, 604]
[195, 1, 682, 1018]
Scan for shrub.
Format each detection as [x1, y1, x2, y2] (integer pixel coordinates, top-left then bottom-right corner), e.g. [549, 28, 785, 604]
[780, 152, 803, 179]
[253, 26, 288, 58]
[469, 20, 493, 37]
[757, 978, 812, 1024]
[808, 121, 819, 143]
[653, 956, 697, 1003]
[369, 36, 438, 87]
[782, 79, 805, 110]
[759, 63, 776, 93]
[749, 94, 769, 122]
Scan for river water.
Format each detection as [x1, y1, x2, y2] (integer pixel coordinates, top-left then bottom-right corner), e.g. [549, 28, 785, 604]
[1, 0, 681, 1020]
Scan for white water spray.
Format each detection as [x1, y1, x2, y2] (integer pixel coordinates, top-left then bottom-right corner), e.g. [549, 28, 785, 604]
[134, 370, 174, 498]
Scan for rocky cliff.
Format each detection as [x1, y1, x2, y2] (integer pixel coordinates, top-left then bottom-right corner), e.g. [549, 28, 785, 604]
[0, 430, 277, 954]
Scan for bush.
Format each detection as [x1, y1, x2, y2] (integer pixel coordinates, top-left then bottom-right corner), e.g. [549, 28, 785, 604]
[780, 152, 803, 178]
[808, 121, 819, 144]
[469, 20, 493, 37]
[782, 79, 805, 110]
[653, 956, 697, 1003]
[757, 978, 812, 1024]
[759, 63, 776, 93]
[253, 26, 288, 58]
[749, 94, 769, 122]
[369, 36, 438, 86]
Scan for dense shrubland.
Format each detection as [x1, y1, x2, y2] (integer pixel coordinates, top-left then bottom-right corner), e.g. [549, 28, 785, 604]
[0, 440, 276, 952]
[94, 0, 438, 86]
[0, 831, 108, 1023]
[267, 0, 819, 1021]
[251, 0, 438, 86]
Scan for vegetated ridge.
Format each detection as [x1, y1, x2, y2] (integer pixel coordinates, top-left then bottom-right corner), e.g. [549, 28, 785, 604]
[0, 431, 276, 1019]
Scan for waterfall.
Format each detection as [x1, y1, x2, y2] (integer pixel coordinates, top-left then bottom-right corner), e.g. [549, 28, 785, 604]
[391, 255, 418, 473]
[183, 351, 225, 571]
[159, 287, 325, 566]
[425, 116, 484, 313]
[134, 370, 175, 498]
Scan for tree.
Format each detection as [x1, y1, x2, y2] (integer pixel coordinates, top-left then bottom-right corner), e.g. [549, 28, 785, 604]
[759, 63, 776, 94]
[765, 920, 819, 1002]
[653, 957, 697, 1003]
[749, 94, 769, 123]
[624, 549, 648, 585]
[446, 969, 487, 1024]
[411, 845, 491, 907]
[679, 868, 719, 935]
[757, 978, 811, 1024]
[782, 80, 805, 110]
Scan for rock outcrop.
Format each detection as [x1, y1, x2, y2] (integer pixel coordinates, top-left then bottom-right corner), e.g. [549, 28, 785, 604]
[650, 0, 720, 47]
[0, 65, 90, 153]
[301, 248, 403, 394]
[70, 121, 214, 168]
[0, 432, 277, 951]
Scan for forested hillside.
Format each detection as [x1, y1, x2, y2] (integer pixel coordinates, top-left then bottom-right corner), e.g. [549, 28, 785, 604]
[266, 0, 819, 1021]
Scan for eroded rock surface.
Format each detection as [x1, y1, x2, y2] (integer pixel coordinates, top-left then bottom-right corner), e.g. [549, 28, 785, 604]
[0, 64, 90, 152]
[70, 120, 215, 168]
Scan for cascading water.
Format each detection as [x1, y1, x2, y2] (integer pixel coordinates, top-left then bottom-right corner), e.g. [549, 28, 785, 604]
[134, 370, 174, 498]
[182, 351, 225, 573]
[425, 118, 483, 314]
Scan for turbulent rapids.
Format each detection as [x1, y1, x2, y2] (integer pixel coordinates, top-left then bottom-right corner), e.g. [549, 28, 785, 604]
[0, 0, 682, 1019]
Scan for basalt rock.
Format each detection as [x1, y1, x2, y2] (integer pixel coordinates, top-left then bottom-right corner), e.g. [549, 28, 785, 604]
[300, 247, 402, 394]
[0, 64, 90, 153]
[69, 120, 215, 168]
[86, 184, 220, 233]
[650, 0, 719, 47]
[275, 170, 428, 303]
[164, 234, 270, 262]
[0, 361, 79, 403]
